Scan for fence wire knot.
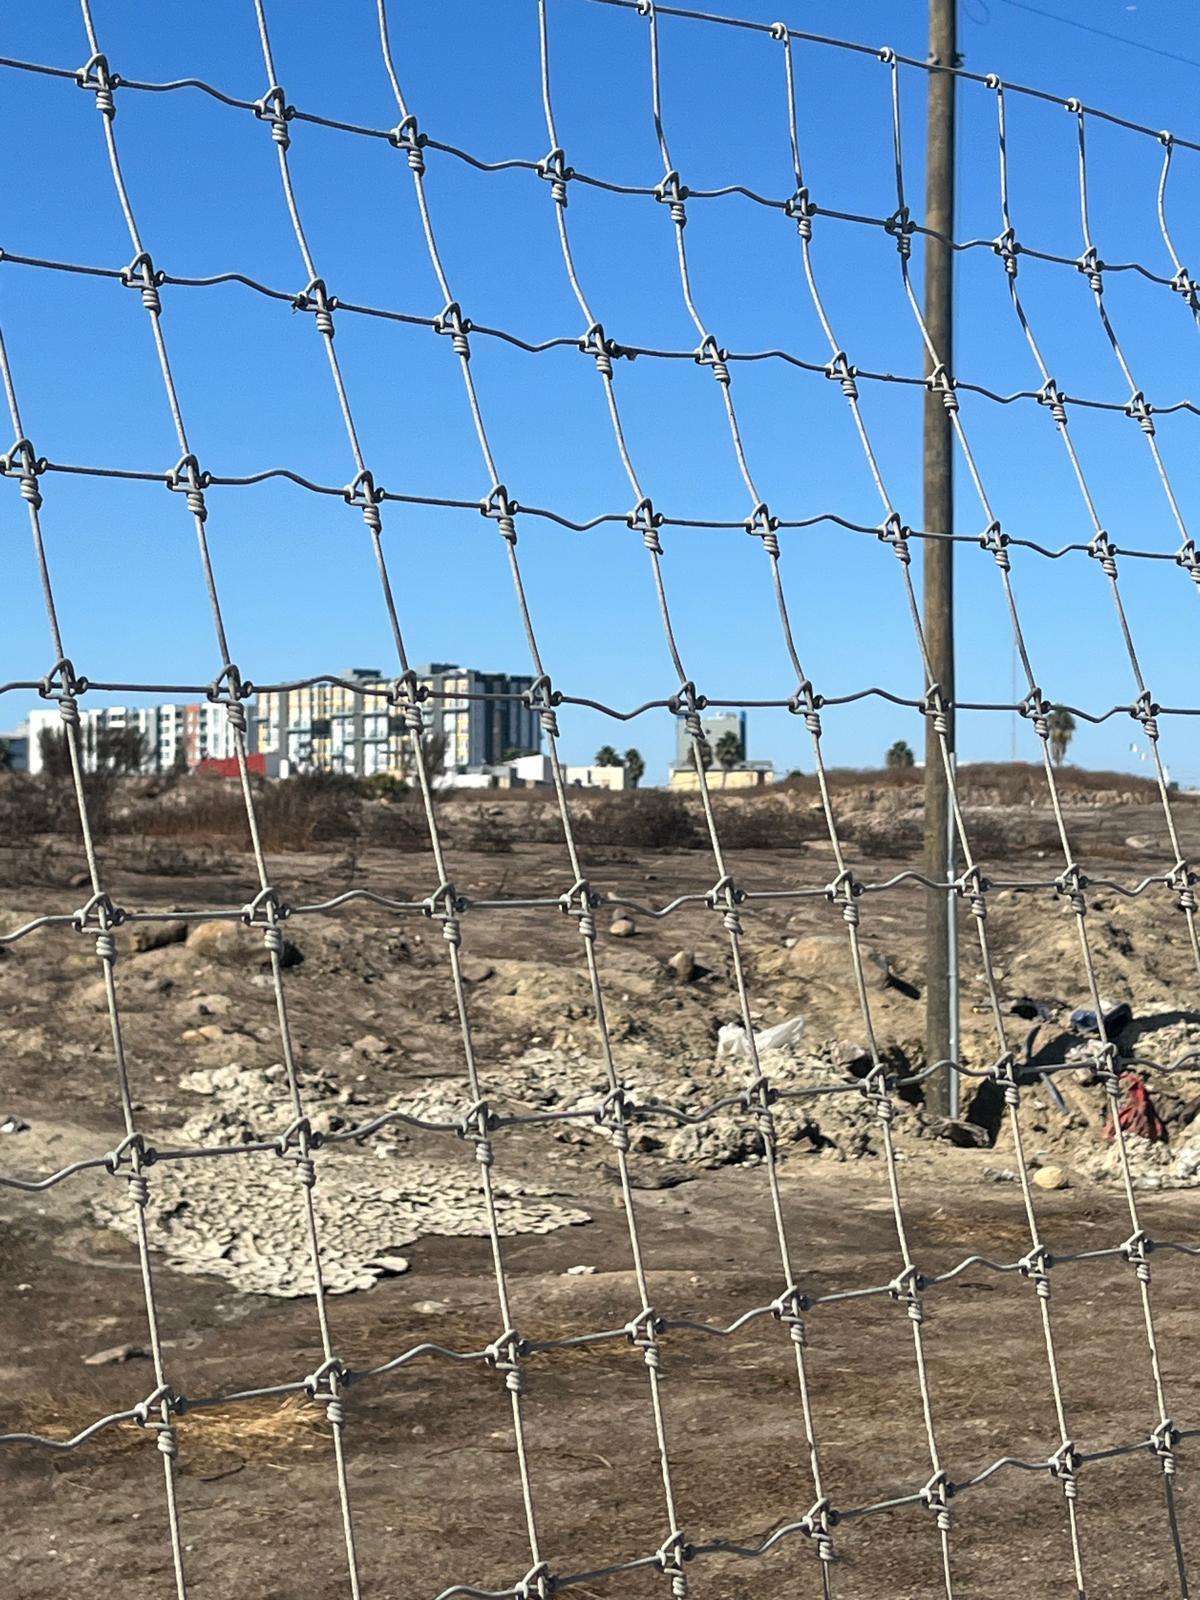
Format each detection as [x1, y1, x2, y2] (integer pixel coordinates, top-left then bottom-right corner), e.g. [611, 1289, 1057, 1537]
[480, 483, 518, 541]
[166, 452, 211, 521]
[745, 502, 780, 556]
[655, 1530, 690, 1598]
[955, 864, 991, 923]
[120, 250, 164, 314]
[706, 874, 745, 935]
[627, 496, 665, 552]
[37, 655, 88, 726]
[537, 146, 573, 205]
[460, 1100, 498, 1171]
[206, 662, 253, 734]
[788, 678, 824, 737]
[1152, 1419, 1180, 1474]
[1087, 529, 1119, 578]
[927, 362, 958, 412]
[802, 1496, 836, 1562]
[524, 674, 560, 738]
[434, 300, 472, 359]
[1124, 389, 1156, 435]
[920, 1468, 953, 1530]
[294, 277, 336, 338]
[517, 1560, 556, 1600]
[993, 226, 1021, 277]
[1048, 1441, 1081, 1499]
[1131, 690, 1160, 742]
[1038, 378, 1069, 426]
[825, 866, 863, 926]
[75, 52, 118, 117]
[580, 321, 621, 377]
[1018, 1244, 1053, 1299]
[595, 1086, 634, 1152]
[981, 519, 1010, 569]
[1168, 860, 1198, 914]
[785, 185, 816, 239]
[695, 334, 730, 385]
[1052, 862, 1090, 918]
[253, 84, 293, 148]
[1017, 688, 1052, 741]
[387, 112, 426, 172]
[771, 1282, 812, 1325]
[485, 1328, 526, 1393]
[921, 683, 950, 738]
[877, 512, 911, 563]
[1121, 1229, 1153, 1283]
[888, 1264, 925, 1323]
[824, 349, 859, 401]
[625, 1306, 665, 1369]
[73, 890, 125, 964]
[1076, 245, 1104, 295]
[654, 169, 688, 225]
[883, 204, 913, 257]
[1, 435, 47, 508]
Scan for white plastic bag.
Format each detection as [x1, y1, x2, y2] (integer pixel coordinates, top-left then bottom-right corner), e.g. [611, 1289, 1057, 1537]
[716, 1015, 805, 1060]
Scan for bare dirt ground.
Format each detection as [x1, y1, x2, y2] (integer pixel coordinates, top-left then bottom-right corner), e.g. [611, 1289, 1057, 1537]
[4, 774, 1200, 1598]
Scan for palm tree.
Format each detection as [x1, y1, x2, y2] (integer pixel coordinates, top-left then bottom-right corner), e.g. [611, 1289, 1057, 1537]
[1048, 707, 1076, 767]
[623, 748, 645, 788]
[595, 745, 622, 767]
[714, 730, 743, 786]
[885, 739, 915, 770]
[689, 737, 713, 772]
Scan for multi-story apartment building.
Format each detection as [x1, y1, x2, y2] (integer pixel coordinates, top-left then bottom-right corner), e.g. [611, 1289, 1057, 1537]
[254, 665, 540, 779]
[27, 701, 240, 775]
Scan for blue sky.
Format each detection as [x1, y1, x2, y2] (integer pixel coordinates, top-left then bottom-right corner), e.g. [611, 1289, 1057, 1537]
[3, 0, 1200, 783]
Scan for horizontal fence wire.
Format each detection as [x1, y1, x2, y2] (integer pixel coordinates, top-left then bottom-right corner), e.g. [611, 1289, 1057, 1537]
[1, 2, 1199, 1598]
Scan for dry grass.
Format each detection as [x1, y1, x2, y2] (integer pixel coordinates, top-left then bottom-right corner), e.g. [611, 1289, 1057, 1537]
[19, 1390, 327, 1476]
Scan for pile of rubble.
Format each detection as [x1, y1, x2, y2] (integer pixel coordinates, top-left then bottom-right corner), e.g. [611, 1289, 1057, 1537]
[89, 1059, 589, 1298]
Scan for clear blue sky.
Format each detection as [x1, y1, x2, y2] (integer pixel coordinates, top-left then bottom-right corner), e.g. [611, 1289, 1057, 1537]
[3, 1, 1200, 783]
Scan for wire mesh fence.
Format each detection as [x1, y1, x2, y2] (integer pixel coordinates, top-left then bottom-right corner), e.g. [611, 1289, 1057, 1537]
[3, 2, 1200, 1596]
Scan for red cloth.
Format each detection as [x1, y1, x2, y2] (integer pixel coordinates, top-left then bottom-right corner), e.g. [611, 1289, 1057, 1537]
[1104, 1074, 1167, 1144]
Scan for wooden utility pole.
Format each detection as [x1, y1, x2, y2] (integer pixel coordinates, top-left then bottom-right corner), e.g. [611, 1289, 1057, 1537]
[923, 0, 958, 1117]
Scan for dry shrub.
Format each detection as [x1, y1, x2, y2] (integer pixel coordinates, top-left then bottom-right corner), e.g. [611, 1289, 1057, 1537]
[579, 789, 701, 850]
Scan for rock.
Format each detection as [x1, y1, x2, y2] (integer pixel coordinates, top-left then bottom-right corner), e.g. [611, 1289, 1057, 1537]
[830, 1039, 870, 1073]
[565, 1264, 597, 1276]
[932, 1117, 990, 1148]
[1032, 1164, 1067, 1191]
[83, 1343, 148, 1366]
[459, 958, 495, 984]
[188, 919, 301, 969]
[181, 1024, 224, 1045]
[667, 950, 696, 982]
[414, 1300, 448, 1315]
[609, 917, 636, 939]
[130, 920, 188, 954]
[0, 1115, 30, 1134]
[187, 921, 246, 964]
[67, 871, 90, 890]
[365, 1255, 410, 1277]
[354, 1034, 392, 1058]
[1125, 836, 1151, 850]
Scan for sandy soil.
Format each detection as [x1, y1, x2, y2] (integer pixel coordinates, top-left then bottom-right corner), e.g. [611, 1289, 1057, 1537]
[3, 789, 1200, 1597]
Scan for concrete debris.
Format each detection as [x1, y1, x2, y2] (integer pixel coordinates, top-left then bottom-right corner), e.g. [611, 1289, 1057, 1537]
[89, 1060, 589, 1298]
[83, 1343, 148, 1366]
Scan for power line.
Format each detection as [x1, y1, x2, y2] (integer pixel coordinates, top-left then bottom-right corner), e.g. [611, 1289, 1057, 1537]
[995, 0, 1200, 73]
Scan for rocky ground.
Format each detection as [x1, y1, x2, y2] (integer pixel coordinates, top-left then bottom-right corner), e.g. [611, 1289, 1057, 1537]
[3, 775, 1200, 1596]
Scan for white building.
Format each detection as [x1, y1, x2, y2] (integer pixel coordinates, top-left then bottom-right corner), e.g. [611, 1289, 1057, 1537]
[27, 701, 240, 775]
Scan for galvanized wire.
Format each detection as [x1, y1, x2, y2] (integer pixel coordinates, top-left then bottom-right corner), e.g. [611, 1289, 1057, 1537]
[2, 4, 1200, 1598]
